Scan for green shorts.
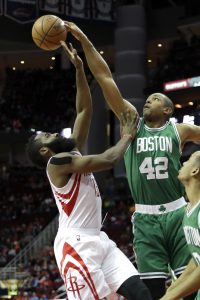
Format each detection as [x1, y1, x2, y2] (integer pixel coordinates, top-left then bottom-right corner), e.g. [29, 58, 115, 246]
[133, 207, 192, 279]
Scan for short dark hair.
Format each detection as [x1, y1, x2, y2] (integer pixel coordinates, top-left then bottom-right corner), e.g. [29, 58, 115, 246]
[26, 134, 46, 168]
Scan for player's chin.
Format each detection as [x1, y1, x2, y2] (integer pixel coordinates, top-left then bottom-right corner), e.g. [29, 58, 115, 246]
[143, 106, 150, 112]
[143, 110, 150, 118]
[177, 173, 184, 182]
[143, 109, 147, 116]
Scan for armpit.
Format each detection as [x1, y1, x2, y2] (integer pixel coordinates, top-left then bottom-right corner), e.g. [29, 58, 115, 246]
[50, 156, 72, 165]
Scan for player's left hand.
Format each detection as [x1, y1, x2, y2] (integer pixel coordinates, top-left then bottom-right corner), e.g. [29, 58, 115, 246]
[120, 109, 139, 140]
[60, 41, 83, 69]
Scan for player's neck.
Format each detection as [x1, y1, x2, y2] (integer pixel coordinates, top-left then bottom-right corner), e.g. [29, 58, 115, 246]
[185, 181, 200, 207]
[145, 119, 167, 128]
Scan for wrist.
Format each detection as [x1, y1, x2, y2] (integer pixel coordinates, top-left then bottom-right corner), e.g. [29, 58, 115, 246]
[122, 134, 133, 140]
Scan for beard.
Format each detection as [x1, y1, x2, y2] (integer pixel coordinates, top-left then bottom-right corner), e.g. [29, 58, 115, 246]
[45, 136, 76, 154]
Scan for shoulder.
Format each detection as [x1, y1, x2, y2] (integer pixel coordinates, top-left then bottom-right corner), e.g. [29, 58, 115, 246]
[176, 122, 199, 131]
[176, 123, 188, 130]
[175, 123, 189, 142]
[47, 152, 77, 183]
[176, 122, 200, 144]
[48, 148, 81, 165]
[47, 153, 74, 187]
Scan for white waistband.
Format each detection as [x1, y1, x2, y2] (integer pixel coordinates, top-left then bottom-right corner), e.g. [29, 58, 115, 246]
[135, 197, 186, 215]
[58, 227, 101, 236]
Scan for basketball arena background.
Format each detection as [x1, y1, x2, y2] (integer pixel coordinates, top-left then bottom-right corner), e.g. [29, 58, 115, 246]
[0, 0, 200, 299]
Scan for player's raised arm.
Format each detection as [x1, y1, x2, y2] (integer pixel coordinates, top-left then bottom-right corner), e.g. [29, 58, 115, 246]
[64, 21, 137, 120]
[61, 41, 92, 152]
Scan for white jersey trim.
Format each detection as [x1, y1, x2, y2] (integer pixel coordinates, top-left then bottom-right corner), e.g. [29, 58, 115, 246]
[144, 120, 169, 132]
[186, 200, 200, 217]
[137, 117, 142, 131]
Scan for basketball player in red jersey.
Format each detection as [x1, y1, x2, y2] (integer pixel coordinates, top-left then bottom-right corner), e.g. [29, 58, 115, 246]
[26, 42, 152, 300]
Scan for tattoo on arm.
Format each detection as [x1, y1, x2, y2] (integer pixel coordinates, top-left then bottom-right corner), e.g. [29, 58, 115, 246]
[50, 156, 72, 165]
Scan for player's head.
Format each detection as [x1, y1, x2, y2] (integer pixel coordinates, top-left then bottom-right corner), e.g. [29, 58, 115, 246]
[26, 132, 76, 168]
[178, 151, 200, 184]
[143, 93, 174, 122]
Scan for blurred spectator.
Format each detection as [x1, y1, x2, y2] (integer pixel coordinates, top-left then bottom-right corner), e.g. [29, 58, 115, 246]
[0, 68, 78, 132]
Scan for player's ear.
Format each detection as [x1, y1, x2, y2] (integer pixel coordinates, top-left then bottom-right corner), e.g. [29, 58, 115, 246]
[39, 146, 49, 157]
[191, 167, 200, 177]
[163, 106, 172, 117]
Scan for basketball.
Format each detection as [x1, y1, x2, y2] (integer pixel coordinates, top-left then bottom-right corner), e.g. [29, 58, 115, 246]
[32, 15, 67, 51]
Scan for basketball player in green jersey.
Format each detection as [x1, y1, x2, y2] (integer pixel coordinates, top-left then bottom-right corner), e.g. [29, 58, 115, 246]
[65, 21, 200, 299]
[160, 151, 200, 300]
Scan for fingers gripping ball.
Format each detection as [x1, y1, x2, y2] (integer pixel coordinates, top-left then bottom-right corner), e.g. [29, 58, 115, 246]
[32, 15, 67, 51]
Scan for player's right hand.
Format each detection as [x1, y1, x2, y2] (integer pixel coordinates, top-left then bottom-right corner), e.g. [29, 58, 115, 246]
[120, 110, 139, 140]
[63, 21, 86, 42]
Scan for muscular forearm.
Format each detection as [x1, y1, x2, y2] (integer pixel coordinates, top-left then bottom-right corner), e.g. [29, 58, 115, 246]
[79, 35, 128, 119]
[75, 65, 92, 114]
[79, 35, 112, 82]
[101, 134, 132, 166]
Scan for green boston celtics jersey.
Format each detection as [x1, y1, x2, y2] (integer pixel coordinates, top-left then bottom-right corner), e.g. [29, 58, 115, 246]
[183, 201, 200, 266]
[124, 118, 184, 205]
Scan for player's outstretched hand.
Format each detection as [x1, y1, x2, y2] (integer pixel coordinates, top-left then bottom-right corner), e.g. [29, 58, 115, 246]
[63, 21, 86, 42]
[60, 41, 83, 69]
[120, 110, 139, 140]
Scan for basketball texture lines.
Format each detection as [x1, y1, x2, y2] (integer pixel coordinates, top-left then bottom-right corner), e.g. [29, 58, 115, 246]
[32, 15, 67, 51]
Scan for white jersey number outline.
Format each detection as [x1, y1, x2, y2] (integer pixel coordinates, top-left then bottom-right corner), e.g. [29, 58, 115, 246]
[139, 157, 168, 180]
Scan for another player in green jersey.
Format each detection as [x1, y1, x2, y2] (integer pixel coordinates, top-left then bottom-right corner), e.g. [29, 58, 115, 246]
[65, 22, 200, 299]
[160, 151, 200, 300]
